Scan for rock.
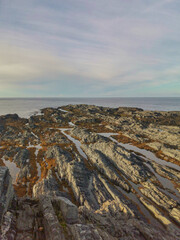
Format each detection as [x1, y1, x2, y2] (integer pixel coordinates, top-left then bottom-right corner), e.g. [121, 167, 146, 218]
[39, 197, 65, 240]
[0, 167, 14, 224]
[14, 149, 29, 168]
[53, 146, 114, 210]
[81, 144, 130, 192]
[1, 104, 180, 240]
[16, 204, 34, 231]
[52, 197, 78, 224]
[72, 128, 152, 183]
[70, 127, 108, 143]
[140, 182, 177, 210]
[69, 224, 103, 240]
[169, 207, 180, 224]
[33, 169, 65, 198]
[79, 206, 179, 240]
[0, 125, 4, 133]
[140, 197, 173, 228]
[149, 161, 180, 182]
[0, 211, 16, 240]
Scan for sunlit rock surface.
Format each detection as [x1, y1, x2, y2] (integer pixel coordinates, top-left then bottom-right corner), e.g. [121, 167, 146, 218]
[0, 104, 180, 239]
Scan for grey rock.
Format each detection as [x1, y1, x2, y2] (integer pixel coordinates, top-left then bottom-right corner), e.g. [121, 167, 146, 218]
[33, 169, 68, 199]
[81, 144, 130, 192]
[13, 149, 29, 168]
[39, 197, 65, 240]
[70, 127, 108, 144]
[69, 224, 103, 240]
[0, 167, 14, 224]
[52, 197, 78, 224]
[16, 204, 34, 231]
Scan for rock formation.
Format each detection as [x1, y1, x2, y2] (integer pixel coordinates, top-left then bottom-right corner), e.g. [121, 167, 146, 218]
[0, 104, 180, 239]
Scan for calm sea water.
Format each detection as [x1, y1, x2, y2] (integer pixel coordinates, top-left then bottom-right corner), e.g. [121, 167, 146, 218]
[0, 97, 179, 118]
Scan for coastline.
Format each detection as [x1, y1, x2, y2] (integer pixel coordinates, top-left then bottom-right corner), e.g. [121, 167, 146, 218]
[0, 104, 180, 239]
[0, 97, 180, 118]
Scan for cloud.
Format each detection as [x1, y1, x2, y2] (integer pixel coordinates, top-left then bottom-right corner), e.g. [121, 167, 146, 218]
[0, 44, 77, 83]
[0, 0, 179, 97]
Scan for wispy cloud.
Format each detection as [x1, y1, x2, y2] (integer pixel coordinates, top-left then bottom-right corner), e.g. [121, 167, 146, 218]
[0, 0, 179, 97]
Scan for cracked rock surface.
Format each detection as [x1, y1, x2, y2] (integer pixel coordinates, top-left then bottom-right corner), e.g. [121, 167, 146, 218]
[0, 104, 180, 239]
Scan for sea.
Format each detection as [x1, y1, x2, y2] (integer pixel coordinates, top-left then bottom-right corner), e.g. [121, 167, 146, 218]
[0, 97, 179, 118]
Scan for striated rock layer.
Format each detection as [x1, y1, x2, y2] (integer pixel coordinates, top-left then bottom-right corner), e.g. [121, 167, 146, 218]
[0, 104, 180, 239]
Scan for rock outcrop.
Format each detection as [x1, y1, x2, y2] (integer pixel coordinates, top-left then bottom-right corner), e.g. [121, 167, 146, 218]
[0, 167, 14, 224]
[0, 104, 180, 239]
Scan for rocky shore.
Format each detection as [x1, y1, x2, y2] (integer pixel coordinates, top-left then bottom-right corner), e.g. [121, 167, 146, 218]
[0, 104, 180, 239]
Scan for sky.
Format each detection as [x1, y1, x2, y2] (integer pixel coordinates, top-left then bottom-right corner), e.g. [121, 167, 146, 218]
[0, 0, 180, 97]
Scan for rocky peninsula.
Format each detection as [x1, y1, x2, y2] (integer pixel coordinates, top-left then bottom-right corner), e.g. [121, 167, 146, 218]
[0, 104, 180, 240]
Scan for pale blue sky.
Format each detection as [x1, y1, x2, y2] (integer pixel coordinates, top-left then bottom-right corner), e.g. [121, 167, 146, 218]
[0, 0, 180, 97]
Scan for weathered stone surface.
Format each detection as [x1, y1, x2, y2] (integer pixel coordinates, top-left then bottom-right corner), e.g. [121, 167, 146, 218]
[1, 104, 180, 240]
[0, 167, 14, 224]
[149, 161, 180, 182]
[52, 145, 114, 210]
[71, 128, 152, 183]
[16, 204, 34, 231]
[140, 197, 173, 228]
[70, 127, 108, 143]
[140, 181, 177, 209]
[79, 206, 179, 240]
[13, 149, 29, 168]
[39, 196, 65, 240]
[33, 169, 67, 198]
[69, 224, 103, 240]
[52, 197, 78, 224]
[81, 144, 130, 191]
[169, 207, 180, 224]
[0, 211, 16, 240]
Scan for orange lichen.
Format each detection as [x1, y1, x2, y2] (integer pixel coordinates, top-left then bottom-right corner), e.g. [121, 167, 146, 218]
[14, 184, 27, 197]
[0, 158, 5, 166]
